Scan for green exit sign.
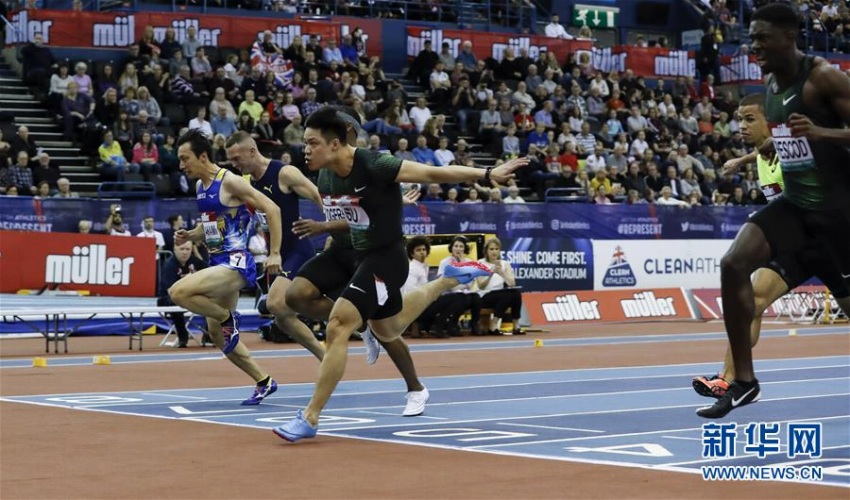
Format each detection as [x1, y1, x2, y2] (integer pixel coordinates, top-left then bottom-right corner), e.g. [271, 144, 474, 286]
[573, 4, 619, 29]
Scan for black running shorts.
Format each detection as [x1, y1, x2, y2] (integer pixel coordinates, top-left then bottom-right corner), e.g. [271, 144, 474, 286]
[296, 242, 358, 298]
[750, 196, 850, 293]
[341, 240, 409, 322]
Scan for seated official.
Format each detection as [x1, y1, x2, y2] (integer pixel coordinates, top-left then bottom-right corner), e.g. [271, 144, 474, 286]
[476, 237, 524, 335]
[158, 241, 207, 347]
[436, 236, 482, 336]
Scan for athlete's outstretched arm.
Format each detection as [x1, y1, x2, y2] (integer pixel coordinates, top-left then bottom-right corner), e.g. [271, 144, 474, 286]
[395, 157, 528, 184]
[790, 63, 850, 146]
[279, 165, 323, 207]
[226, 174, 283, 274]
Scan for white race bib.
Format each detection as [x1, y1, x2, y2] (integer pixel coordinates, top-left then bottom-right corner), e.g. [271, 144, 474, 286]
[229, 252, 246, 269]
[771, 123, 814, 172]
[202, 220, 222, 247]
[322, 196, 370, 231]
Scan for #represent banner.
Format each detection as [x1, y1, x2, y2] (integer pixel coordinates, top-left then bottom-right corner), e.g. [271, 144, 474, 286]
[0, 230, 157, 296]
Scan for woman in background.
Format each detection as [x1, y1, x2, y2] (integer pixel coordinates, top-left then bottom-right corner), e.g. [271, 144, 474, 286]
[476, 237, 524, 335]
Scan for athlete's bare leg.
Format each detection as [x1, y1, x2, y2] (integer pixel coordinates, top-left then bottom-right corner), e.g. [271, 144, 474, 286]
[170, 266, 270, 383]
[266, 276, 325, 360]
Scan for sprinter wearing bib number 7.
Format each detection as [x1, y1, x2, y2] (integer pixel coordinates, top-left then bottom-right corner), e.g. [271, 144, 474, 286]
[698, 2, 850, 419]
[169, 129, 282, 406]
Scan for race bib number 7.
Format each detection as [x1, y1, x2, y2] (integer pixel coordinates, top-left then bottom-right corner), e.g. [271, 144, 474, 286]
[771, 123, 814, 171]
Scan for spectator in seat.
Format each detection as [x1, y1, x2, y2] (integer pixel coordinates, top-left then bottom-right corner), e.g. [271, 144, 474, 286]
[113, 110, 135, 158]
[105, 205, 132, 236]
[423, 183, 444, 201]
[393, 138, 416, 162]
[98, 130, 138, 183]
[60, 81, 96, 141]
[434, 137, 455, 166]
[209, 87, 237, 121]
[477, 237, 523, 335]
[20, 33, 56, 97]
[644, 161, 665, 193]
[323, 38, 344, 65]
[157, 27, 180, 66]
[188, 107, 213, 139]
[399, 236, 441, 338]
[436, 236, 482, 336]
[340, 34, 359, 69]
[190, 47, 213, 80]
[73, 61, 93, 96]
[96, 88, 121, 129]
[136, 25, 161, 60]
[656, 185, 690, 208]
[131, 131, 161, 181]
[412, 135, 441, 166]
[158, 241, 207, 348]
[429, 61, 452, 113]
[502, 123, 520, 158]
[137, 214, 165, 254]
[53, 177, 79, 198]
[95, 63, 118, 97]
[118, 63, 140, 97]
[168, 49, 190, 81]
[456, 40, 478, 72]
[503, 185, 525, 203]
[136, 86, 164, 126]
[78, 219, 93, 233]
[583, 142, 606, 173]
[162, 213, 184, 253]
[48, 62, 72, 114]
[133, 109, 163, 145]
[544, 14, 572, 39]
[33, 152, 61, 191]
[119, 86, 140, 121]
[211, 105, 238, 139]
[409, 97, 432, 133]
[479, 98, 504, 152]
[180, 25, 201, 60]
[407, 39, 439, 87]
[237, 111, 256, 135]
[170, 66, 206, 105]
[239, 90, 264, 122]
[9, 152, 36, 195]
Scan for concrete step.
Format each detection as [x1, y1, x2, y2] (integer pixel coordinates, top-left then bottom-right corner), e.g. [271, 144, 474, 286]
[39, 141, 75, 149]
[0, 85, 30, 95]
[0, 93, 35, 100]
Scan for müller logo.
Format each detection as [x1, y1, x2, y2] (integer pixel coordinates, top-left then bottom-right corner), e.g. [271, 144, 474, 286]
[541, 294, 601, 322]
[45, 244, 135, 286]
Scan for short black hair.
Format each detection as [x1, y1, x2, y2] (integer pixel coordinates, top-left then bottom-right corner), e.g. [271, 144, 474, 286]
[303, 106, 348, 143]
[739, 93, 765, 109]
[406, 236, 431, 259]
[167, 214, 181, 226]
[752, 2, 800, 31]
[176, 128, 213, 162]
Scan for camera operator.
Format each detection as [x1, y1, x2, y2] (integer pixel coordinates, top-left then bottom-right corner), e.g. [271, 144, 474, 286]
[105, 204, 131, 236]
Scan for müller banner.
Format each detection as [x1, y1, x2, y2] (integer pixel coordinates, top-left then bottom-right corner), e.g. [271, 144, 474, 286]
[0, 230, 157, 297]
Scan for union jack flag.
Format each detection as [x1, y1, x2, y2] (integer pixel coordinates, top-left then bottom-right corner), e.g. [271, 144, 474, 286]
[250, 41, 294, 89]
[610, 246, 628, 265]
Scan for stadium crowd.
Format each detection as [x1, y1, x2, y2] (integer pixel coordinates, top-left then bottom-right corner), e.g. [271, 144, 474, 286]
[6, 0, 847, 204]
